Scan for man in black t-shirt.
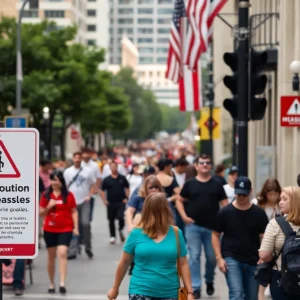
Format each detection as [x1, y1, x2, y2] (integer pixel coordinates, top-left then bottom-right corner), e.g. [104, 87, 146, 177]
[212, 176, 269, 300]
[177, 154, 228, 299]
[100, 161, 129, 244]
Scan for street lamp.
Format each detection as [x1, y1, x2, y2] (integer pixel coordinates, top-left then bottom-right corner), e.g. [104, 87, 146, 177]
[289, 60, 300, 92]
[43, 106, 50, 159]
[16, 0, 39, 115]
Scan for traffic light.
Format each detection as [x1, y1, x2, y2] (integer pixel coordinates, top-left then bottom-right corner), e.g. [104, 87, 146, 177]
[223, 51, 238, 119]
[29, 0, 39, 9]
[249, 49, 268, 120]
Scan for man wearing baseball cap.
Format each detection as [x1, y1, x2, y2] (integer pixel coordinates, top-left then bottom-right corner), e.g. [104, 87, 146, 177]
[223, 166, 238, 203]
[212, 176, 269, 300]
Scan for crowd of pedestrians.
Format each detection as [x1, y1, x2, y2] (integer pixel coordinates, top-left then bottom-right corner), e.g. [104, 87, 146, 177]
[4, 139, 300, 300]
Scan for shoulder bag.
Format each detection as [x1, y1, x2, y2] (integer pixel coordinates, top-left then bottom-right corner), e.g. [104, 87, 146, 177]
[173, 226, 188, 300]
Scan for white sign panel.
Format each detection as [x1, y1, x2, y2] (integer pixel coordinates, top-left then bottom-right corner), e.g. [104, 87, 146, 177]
[0, 129, 39, 259]
[255, 146, 276, 194]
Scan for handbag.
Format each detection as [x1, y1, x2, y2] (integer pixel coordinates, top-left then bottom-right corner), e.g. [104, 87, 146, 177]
[173, 226, 188, 300]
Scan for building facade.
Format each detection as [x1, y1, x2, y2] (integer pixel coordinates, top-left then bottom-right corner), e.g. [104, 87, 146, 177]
[109, 0, 173, 65]
[214, 0, 300, 190]
[86, 0, 109, 65]
[9, 0, 88, 44]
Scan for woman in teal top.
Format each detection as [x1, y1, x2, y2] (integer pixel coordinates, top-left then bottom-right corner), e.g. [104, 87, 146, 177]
[108, 192, 194, 300]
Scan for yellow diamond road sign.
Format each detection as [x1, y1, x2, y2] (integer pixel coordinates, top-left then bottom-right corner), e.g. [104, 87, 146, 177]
[198, 107, 221, 140]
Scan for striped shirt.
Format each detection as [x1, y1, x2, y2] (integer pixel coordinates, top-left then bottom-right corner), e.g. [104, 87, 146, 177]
[259, 218, 300, 270]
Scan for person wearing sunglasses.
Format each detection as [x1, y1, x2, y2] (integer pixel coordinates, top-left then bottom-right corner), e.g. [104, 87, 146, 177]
[176, 154, 228, 299]
[212, 176, 269, 300]
[126, 175, 164, 233]
[40, 170, 79, 295]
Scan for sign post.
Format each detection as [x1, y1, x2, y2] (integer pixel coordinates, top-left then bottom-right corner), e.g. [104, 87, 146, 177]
[198, 107, 221, 140]
[0, 129, 39, 299]
[281, 96, 300, 127]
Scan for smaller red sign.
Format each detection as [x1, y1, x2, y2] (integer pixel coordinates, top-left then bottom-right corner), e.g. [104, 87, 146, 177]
[71, 129, 79, 140]
[204, 118, 218, 130]
[281, 96, 300, 127]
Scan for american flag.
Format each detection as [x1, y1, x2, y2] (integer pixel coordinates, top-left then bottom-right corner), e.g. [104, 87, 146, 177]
[166, 0, 202, 111]
[184, 0, 227, 70]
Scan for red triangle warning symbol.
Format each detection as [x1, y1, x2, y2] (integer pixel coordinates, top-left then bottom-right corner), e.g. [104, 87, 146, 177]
[0, 140, 21, 178]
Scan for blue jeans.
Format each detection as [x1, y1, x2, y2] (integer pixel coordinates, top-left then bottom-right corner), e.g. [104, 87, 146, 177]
[224, 257, 258, 300]
[185, 223, 216, 290]
[175, 210, 185, 240]
[13, 259, 25, 289]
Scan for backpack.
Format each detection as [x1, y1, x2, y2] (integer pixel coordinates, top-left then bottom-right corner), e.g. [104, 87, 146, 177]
[276, 216, 300, 295]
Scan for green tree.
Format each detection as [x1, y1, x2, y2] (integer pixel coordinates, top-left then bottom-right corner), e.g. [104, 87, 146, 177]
[159, 104, 190, 133]
[0, 18, 131, 158]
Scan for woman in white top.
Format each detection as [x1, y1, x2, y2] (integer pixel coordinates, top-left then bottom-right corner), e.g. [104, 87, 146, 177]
[126, 164, 143, 199]
[259, 186, 300, 300]
[252, 178, 281, 300]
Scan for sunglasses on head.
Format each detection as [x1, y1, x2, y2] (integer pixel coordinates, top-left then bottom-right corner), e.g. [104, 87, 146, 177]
[148, 186, 159, 190]
[198, 161, 212, 165]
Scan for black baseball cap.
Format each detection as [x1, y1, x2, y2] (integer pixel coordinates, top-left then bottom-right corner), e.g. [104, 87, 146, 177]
[234, 176, 252, 195]
[143, 166, 156, 175]
[229, 166, 238, 174]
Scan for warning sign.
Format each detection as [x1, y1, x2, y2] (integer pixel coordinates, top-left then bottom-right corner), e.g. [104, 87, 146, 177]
[0, 129, 39, 259]
[281, 96, 300, 127]
[0, 140, 21, 178]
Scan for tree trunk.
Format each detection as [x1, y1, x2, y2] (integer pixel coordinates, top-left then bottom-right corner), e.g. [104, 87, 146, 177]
[60, 117, 67, 161]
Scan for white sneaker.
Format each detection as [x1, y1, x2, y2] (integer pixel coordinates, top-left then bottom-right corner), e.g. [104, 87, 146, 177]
[109, 237, 116, 244]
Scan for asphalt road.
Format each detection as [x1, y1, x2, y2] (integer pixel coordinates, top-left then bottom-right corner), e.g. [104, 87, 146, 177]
[3, 198, 229, 300]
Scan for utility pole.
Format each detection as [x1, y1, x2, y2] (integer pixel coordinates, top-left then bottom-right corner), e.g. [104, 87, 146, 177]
[237, 0, 249, 176]
[201, 42, 214, 162]
[208, 41, 214, 163]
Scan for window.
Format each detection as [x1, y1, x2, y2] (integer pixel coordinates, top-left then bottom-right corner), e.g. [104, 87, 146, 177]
[118, 18, 133, 24]
[158, 8, 173, 14]
[157, 47, 168, 53]
[87, 25, 96, 31]
[44, 10, 65, 18]
[158, 0, 172, 3]
[157, 37, 169, 43]
[138, 8, 153, 14]
[118, 28, 133, 34]
[23, 10, 38, 18]
[139, 47, 154, 53]
[87, 9, 96, 16]
[87, 39, 96, 46]
[138, 38, 153, 43]
[158, 18, 170, 24]
[138, 0, 153, 3]
[140, 57, 153, 63]
[138, 19, 153, 24]
[157, 57, 167, 63]
[119, 0, 133, 3]
[137, 28, 153, 34]
[118, 8, 134, 14]
[158, 28, 169, 34]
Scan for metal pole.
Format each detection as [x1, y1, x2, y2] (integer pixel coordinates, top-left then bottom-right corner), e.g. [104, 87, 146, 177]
[16, 0, 30, 115]
[237, 0, 249, 176]
[232, 29, 238, 166]
[0, 260, 2, 300]
[208, 41, 214, 163]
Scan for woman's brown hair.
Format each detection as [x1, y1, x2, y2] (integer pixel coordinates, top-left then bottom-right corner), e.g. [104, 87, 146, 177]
[138, 175, 164, 198]
[137, 192, 174, 239]
[283, 186, 300, 225]
[257, 178, 281, 207]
